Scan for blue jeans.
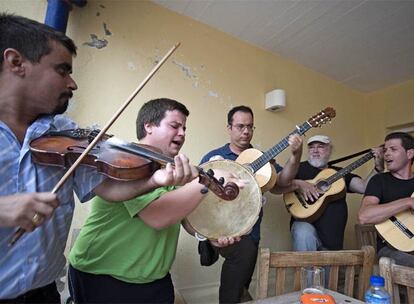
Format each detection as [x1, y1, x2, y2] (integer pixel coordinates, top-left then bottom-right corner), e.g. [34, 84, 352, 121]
[291, 221, 331, 285]
[378, 245, 414, 267]
[291, 221, 325, 251]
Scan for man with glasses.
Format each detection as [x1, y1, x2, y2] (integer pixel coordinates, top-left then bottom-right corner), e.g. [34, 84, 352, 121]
[274, 135, 384, 252]
[199, 105, 303, 303]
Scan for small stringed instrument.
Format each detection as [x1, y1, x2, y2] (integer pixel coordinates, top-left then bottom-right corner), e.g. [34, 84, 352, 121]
[284, 151, 375, 222]
[375, 193, 414, 252]
[236, 107, 336, 192]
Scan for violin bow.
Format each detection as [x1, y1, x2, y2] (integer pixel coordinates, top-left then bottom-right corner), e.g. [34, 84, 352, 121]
[9, 43, 181, 246]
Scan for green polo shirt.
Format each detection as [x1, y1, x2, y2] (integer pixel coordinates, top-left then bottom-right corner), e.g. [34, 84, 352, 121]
[69, 186, 180, 283]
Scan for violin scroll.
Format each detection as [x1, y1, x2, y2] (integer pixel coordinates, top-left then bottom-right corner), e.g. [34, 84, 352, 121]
[198, 168, 239, 201]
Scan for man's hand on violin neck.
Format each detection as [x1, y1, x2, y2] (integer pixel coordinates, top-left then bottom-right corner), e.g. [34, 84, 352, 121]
[154, 154, 199, 187]
[0, 193, 59, 231]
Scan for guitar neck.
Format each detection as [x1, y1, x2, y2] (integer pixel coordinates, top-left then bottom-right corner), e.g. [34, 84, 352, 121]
[250, 121, 312, 173]
[325, 152, 374, 185]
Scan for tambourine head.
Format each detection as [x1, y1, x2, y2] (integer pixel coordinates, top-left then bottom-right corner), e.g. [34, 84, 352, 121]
[186, 159, 262, 240]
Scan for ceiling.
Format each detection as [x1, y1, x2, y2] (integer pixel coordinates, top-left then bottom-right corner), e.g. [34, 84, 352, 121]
[153, 0, 414, 93]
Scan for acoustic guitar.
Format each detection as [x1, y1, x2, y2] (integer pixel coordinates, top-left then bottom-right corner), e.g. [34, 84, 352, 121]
[236, 107, 336, 192]
[284, 151, 375, 222]
[375, 193, 414, 252]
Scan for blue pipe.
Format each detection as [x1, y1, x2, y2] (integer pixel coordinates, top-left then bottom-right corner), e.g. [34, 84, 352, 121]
[44, 0, 87, 33]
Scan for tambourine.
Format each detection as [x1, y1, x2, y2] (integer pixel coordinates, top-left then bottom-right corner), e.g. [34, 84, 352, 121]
[186, 159, 262, 240]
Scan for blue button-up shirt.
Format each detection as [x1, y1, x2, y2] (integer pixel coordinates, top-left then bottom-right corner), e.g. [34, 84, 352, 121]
[0, 115, 105, 299]
[200, 143, 282, 244]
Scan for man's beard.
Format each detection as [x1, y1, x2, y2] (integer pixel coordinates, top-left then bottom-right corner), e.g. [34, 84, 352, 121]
[53, 100, 69, 115]
[53, 92, 72, 114]
[308, 156, 329, 168]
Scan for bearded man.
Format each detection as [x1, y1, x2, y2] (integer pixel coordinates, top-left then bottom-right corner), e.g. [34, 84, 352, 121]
[273, 135, 383, 251]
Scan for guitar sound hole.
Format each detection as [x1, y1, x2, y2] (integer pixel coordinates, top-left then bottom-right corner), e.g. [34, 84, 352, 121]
[316, 180, 329, 193]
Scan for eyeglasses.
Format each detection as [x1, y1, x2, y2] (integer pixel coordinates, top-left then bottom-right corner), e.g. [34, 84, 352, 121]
[231, 124, 256, 132]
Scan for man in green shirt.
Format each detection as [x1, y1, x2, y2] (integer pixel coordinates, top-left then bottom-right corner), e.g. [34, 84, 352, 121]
[68, 98, 241, 303]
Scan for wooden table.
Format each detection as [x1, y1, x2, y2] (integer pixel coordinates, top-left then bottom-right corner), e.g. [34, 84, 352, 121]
[247, 289, 364, 304]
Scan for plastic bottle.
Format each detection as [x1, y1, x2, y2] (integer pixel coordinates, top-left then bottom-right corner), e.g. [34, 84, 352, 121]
[364, 275, 391, 304]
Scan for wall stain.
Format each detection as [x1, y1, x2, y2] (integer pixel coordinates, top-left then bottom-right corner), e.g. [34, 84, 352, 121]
[127, 62, 137, 71]
[103, 23, 112, 36]
[169, 59, 229, 104]
[83, 34, 108, 49]
[208, 91, 218, 98]
[172, 60, 197, 80]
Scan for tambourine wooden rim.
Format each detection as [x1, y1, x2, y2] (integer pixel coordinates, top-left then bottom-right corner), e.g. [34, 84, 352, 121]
[186, 159, 262, 240]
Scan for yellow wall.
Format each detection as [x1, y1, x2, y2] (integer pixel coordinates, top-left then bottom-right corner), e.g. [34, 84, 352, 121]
[367, 78, 414, 132]
[2, 0, 414, 300]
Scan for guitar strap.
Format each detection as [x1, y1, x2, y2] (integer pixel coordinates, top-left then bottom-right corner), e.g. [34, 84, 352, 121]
[327, 148, 371, 166]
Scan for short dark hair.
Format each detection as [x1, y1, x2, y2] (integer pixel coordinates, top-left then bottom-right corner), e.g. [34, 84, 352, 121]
[0, 13, 77, 70]
[227, 105, 254, 125]
[385, 132, 414, 151]
[136, 98, 190, 140]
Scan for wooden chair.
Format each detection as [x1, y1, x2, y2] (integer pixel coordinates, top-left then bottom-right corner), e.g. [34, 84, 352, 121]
[256, 245, 375, 300]
[355, 223, 377, 251]
[379, 257, 414, 304]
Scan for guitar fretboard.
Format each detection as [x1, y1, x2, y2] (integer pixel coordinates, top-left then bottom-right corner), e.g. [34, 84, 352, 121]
[250, 121, 312, 173]
[325, 152, 374, 185]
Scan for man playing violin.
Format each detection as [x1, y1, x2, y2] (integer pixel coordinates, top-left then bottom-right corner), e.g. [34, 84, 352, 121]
[199, 105, 303, 303]
[68, 98, 243, 303]
[0, 14, 197, 303]
[359, 132, 414, 267]
[273, 135, 384, 252]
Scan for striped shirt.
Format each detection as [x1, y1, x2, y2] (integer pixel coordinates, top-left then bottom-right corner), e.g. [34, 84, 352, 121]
[0, 115, 105, 299]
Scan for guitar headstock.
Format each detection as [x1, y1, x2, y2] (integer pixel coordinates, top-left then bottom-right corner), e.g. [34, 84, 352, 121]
[307, 107, 336, 128]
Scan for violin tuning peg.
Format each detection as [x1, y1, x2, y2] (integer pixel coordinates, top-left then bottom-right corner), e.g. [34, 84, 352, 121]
[200, 187, 209, 194]
[207, 169, 215, 176]
[219, 177, 225, 185]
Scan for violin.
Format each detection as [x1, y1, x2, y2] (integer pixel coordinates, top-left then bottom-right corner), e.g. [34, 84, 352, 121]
[29, 129, 240, 201]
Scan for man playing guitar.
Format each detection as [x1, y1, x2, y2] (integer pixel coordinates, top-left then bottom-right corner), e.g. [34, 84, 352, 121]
[359, 132, 414, 267]
[199, 105, 303, 303]
[274, 135, 384, 251]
